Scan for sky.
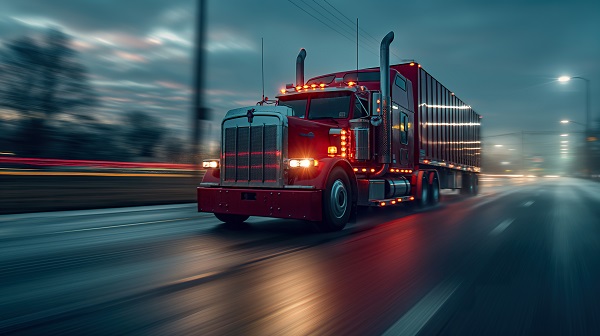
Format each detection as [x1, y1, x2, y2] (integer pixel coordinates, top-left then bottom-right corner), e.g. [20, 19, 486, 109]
[0, 0, 599, 162]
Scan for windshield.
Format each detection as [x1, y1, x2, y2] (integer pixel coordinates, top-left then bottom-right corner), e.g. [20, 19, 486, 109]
[279, 92, 351, 120]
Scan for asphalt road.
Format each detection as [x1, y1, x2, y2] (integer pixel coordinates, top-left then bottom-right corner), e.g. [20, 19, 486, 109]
[1, 177, 599, 335]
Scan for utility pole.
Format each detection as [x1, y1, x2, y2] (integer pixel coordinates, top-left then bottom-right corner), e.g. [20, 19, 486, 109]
[192, 0, 208, 178]
[521, 130, 525, 174]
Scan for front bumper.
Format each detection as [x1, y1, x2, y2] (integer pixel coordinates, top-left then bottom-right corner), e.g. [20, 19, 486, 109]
[197, 187, 323, 221]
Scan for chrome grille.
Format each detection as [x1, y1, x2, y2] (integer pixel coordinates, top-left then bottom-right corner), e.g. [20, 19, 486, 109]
[222, 124, 280, 186]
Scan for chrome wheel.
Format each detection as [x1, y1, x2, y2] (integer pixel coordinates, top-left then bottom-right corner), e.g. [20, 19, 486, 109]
[330, 179, 348, 219]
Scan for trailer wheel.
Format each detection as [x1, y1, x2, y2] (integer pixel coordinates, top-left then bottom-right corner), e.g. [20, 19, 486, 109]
[460, 173, 473, 195]
[320, 167, 351, 232]
[471, 174, 479, 195]
[429, 174, 440, 205]
[214, 213, 249, 225]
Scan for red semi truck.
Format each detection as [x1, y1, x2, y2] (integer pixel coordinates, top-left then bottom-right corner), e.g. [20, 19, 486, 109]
[198, 31, 481, 231]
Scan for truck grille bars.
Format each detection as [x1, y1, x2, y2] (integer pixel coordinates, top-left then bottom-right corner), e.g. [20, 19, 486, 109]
[223, 124, 280, 186]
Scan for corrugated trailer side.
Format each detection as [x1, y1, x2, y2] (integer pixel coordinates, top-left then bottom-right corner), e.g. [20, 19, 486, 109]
[394, 63, 481, 171]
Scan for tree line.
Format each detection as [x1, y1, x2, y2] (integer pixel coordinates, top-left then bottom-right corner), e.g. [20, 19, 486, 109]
[0, 28, 191, 163]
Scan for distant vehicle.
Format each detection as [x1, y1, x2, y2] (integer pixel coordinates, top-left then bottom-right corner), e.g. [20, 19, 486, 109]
[198, 31, 481, 231]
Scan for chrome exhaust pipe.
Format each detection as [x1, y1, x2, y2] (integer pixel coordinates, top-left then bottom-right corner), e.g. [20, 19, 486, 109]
[378, 31, 394, 164]
[296, 48, 307, 87]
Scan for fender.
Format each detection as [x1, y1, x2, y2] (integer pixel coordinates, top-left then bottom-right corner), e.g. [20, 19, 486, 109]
[291, 157, 358, 203]
[428, 171, 438, 185]
[200, 168, 220, 184]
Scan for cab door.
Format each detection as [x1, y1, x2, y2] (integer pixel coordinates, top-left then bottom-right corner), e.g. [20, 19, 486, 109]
[392, 74, 413, 168]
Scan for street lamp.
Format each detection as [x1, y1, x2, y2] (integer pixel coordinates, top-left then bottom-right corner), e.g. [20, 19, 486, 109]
[558, 76, 591, 132]
[560, 119, 585, 127]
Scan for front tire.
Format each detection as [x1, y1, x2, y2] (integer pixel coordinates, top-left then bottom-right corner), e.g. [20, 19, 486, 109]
[319, 167, 352, 232]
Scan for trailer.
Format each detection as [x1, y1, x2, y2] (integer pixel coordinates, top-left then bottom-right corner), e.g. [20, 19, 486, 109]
[198, 31, 481, 231]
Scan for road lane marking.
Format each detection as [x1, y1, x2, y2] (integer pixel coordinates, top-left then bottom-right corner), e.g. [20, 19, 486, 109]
[522, 200, 534, 207]
[489, 218, 515, 236]
[382, 279, 462, 336]
[0, 203, 199, 222]
[467, 189, 521, 211]
[42, 217, 202, 235]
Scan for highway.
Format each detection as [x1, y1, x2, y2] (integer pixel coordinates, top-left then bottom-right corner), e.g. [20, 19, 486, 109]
[1, 177, 599, 335]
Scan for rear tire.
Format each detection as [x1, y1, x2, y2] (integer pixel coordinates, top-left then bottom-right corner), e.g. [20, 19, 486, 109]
[417, 172, 429, 207]
[319, 167, 352, 232]
[214, 213, 249, 225]
[429, 174, 440, 205]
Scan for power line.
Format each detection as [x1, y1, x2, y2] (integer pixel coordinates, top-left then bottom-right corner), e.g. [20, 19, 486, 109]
[288, 0, 379, 56]
[308, 0, 380, 52]
[286, 0, 356, 45]
[287, 0, 380, 59]
[322, 0, 404, 61]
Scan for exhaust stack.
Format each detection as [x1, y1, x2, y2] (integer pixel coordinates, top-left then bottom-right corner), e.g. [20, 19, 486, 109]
[378, 31, 394, 164]
[296, 48, 307, 87]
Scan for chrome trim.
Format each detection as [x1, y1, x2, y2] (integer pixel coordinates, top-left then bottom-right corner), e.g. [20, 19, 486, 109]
[221, 106, 292, 188]
[284, 185, 316, 189]
[199, 182, 219, 187]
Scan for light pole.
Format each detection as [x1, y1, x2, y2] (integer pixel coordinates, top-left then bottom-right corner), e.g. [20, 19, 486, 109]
[560, 119, 585, 127]
[559, 76, 592, 176]
[558, 76, 591, 132]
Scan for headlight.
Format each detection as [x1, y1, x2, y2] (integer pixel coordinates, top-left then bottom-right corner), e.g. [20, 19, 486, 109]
[202, 159, 220, 169]
[288, 158, 318, 168]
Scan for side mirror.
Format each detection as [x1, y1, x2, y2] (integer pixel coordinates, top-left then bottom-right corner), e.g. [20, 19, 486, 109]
[370, 115, 382, 126]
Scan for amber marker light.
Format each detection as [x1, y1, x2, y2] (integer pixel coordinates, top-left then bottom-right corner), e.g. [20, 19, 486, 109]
[370, 168, 375, 172]
[391, 200, 396, 204]
[303, 85, 309, 89]
[409, 196, 415, 201]
[380, 202, 386, 207]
